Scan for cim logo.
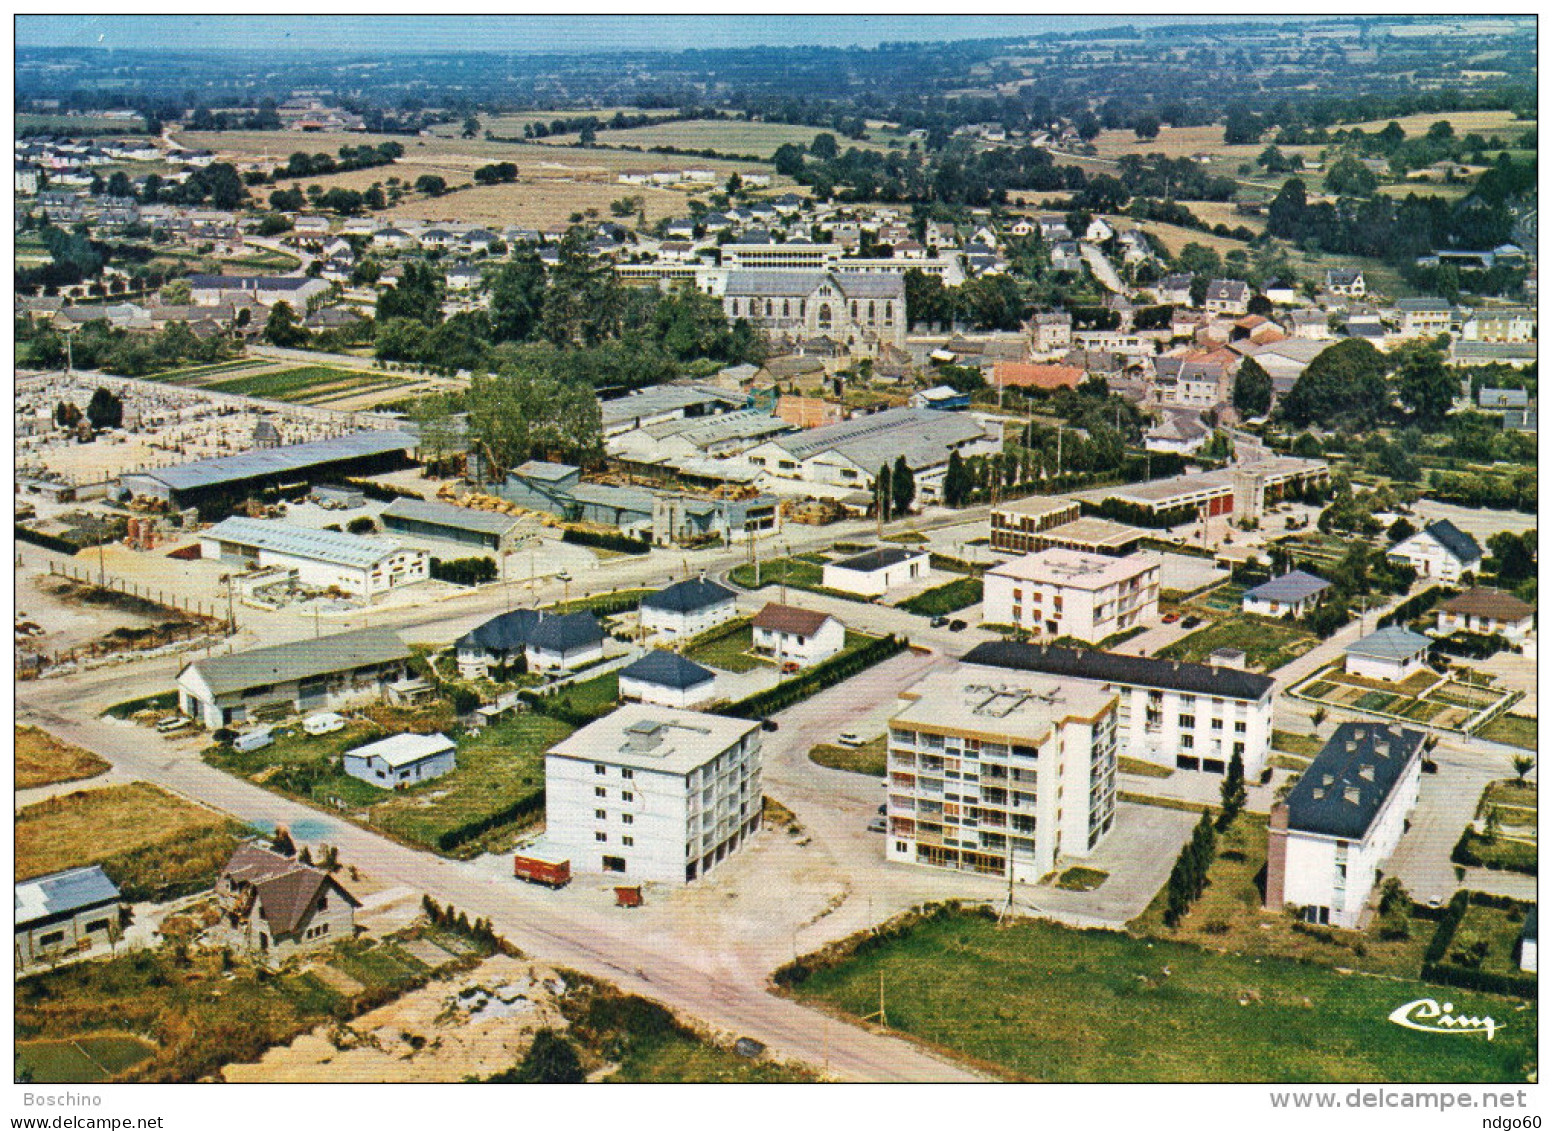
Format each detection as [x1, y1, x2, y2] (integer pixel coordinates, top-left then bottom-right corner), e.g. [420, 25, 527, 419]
[1388, 998, 1499, 1040]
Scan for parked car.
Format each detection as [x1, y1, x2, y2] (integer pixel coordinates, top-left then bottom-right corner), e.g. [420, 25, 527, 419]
[929, 615, 949, 627]
[1162, 613, 1180, 624]
[156, 715, 191, 735]
[948, 619, 967, 631]
[837, 732, 864, 747]
[877, 803, 886, 815]
[1181, 615, 1202, 628]
[867, 817, 887, 832]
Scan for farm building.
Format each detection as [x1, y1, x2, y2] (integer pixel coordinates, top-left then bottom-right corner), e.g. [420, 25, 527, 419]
[342, 732, 457, 788]
[750, 603, 844, 668]
[1242, 570, 1331, 618]
[454, 609, 606, 677]
[199, 517, 428, 601]
[15, 865, 123, 968]
[617, 650, 718, 709]
[215, 843, 360, 961]
[822, 547, 929, 597]
[1266, 723, 1426, 929]
[543, 705, 763, 884]
[641, 577, 738, 639]
[1344, 627, 1433, 682]
[175, 626, 411, 728]
[380, 496, 529, 554]
[119, 430, 418, 515]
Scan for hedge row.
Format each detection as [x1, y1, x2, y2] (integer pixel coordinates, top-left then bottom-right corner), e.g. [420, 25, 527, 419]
[562, 527, 651, 555]
[16, 524, 89, 555]
[928, 553, 986, 577]
[1419, 890, 1536, 1000]
[1451, 828, 1537, 875]
[549, 589, 647, 617]
[1434, 630, 1513, 659]
[719, 634, 907, 720]
[435, 790, 545, 853]
[344, 477, 422, 503]
[1378, 584, 1458, 629]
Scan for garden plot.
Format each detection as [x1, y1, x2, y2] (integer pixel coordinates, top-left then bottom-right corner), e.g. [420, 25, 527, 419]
[1292, 664, 1518, 733]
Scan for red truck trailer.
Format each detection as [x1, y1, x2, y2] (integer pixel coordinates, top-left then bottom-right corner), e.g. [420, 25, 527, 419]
[513, 852, 571, 888]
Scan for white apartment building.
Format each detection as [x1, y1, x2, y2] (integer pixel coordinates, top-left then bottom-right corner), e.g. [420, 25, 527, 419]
[983, 549, 1160, 643]
[1266, 723, 1426, 929]
[961, 641, 1275, 778]
[885, 665, 1119, 882]
[543, 705, 763, 884]
[200, 517, 428, 601]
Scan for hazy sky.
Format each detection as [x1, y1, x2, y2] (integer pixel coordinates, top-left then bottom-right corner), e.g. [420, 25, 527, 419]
[15, 14, 1313, 54]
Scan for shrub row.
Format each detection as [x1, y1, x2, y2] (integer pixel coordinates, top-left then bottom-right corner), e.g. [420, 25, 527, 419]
[1450, 828, 1537, 875]
[344, 477, 422, 503]
[15, 524, 88, 554]
[1377, 584, 1458, 629]
[1419, 890, 1537, 1000]
[430, 556, 499, 585]
[549, 589, 646, 617]
[434, 791, 545, 853]
[927, 553, 986, 576]
[719, 634, 907, 720]
[562, 527, 651, 555]
[1434, 630, 1513, 659]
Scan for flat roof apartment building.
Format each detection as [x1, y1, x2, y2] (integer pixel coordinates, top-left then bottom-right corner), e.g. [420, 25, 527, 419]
[885, 665, 1118, 883]
[544, 705, 763, 884]
[984, 549, 1160, 643]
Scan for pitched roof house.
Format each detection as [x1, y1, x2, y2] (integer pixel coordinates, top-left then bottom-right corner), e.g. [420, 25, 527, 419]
[216, 843, 360, 961]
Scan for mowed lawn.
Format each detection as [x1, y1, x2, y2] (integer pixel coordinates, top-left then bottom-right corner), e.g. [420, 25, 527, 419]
[15, 724, 110, 789]
[1158, 614, 1318, 673]
[1479, 713, 1538, 750]
[790, 910, 1536, 1083]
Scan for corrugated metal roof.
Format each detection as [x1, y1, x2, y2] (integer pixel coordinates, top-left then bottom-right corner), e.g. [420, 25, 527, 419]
[344, 732, 455, 769]
[16, 865, 120, 926]
[180, 626, 408, 696]
[131, 430, 417, 492]
[381, 496, 524, 537]
[204, 517, 408, 569]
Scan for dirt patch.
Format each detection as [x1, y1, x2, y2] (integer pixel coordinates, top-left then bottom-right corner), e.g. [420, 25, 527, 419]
[221, 954, 567, 1082]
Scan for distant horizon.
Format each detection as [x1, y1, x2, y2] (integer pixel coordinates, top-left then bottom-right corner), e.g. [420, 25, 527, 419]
[15, 14, 1345, 55]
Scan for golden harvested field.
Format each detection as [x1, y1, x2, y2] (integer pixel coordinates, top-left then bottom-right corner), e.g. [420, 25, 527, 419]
[1342, 110, 1533, 138]
[438, 108, 679, 136]
[15, 725, 110, 790]
[1087, 124, 1254, 161]
[379, 179, 690, 228]
[15, 782, 231, 882]
[1135, 219, 1253, 257]
[1185, 200, 1266, 233]
[538, 119, 906, 157]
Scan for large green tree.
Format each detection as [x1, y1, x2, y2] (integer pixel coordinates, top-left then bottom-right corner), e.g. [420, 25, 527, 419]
[1278, 338, 1389, 429]
[1232, 356, 1273, 417]
[891, 456, 916, 518]
[1392, 342, 1457, 425]
[377, 261, 444, 326]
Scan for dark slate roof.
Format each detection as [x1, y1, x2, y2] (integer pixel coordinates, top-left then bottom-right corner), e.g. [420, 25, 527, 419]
[620, 650, 716, 690]
[1244, 570, 1331, 605]
[15, 865, 120, 927]
[642, 577, 736, 614]
[962, 641, 1275, 701]
[830, 547, 926, 574]
[1284, 722, 1426, 840]
[1424, 519, 1482, 564]
[458, 609, 602, 654]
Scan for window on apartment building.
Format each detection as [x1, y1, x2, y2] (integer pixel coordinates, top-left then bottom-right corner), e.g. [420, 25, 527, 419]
[1211, 719, 1223, 731]
[1181, 735, 1194, 750]
[622, 814, 634, 825]
[1234, 721, 1247, 734]
[623, 836, 634, 847]
[595, 809, 607, 820]
[595, 786, 607, 798]
[596, 832, 608, 843]
[622, 791, 634, 802]
[1178, 715, 1195, 729]
[621, 768, 634, 779]
[594, 764, 607, 775]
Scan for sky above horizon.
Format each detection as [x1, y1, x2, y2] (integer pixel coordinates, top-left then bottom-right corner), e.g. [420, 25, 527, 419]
[16, 14, 1318, 54]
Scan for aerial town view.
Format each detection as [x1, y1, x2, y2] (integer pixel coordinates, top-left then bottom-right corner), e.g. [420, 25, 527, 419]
[8, 12, 1539, 1109]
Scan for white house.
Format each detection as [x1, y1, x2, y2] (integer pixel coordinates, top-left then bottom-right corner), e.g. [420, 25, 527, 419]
[1241, 570, 1331, 618]
[750, 603, 845, 668]
[1345, 627, 1432, 682]
[543, 704, 763, 883]
[617, 651, 718, 709]
[455, 609, 605, 677]
[342, 732, 457, 789]
[965, 640, 1275, 778]
[821, 547, 930, 598]
[1325, 268, 1366, 297]
[640, 576, 738, 639]
[15, 866, 123, 968]
[885, 664, 1118, 882]
[1266, 723, 1426, 929]
[1387, 519, 1483, 583]
[1435, 588, 1535, 641]
[1520, 907, 1538, 973]
[200, 517, 429, 602]
[176, 628, 411, 729]
[983, 549, 1160, 644]
[1204, 279, 1251, 316]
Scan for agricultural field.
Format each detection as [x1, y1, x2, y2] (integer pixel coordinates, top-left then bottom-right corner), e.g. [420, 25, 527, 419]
[15, 724, 110, 789]
[17, 112, 146, 134]
[786, 906, 1534, 1082]
[1157, 614, 1318, 673]
[380, 179, 693, 229]
[205, 365, 405, 405]
[539, 118, 882, 158]
[205, 710, 574, 857]
[14, 782, 244, 901]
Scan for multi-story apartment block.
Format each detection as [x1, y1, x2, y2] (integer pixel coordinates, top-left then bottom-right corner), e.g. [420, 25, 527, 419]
[543, 705, 762, 884]
[1266, 722, 1426, 929]
[983, 549, 1160, 643]
[961, 641, 1275, 778]
[885, 665, 1119, 882]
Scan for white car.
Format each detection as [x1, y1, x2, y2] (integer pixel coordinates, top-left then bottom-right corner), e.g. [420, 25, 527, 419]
[303, 712, 346, 736]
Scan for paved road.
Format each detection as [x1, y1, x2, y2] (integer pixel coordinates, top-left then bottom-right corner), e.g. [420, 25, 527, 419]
[1080, 241, 1125, 293]
[16, 666, 982, 1082]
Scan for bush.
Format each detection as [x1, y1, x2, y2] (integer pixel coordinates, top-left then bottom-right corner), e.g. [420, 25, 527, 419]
[430, 556, 498, 585]
[1377, 585, 1458, 629]
[434, 791, 545, 853]
[720, 635, 906, 719]
[1434, 630, 1511, 659]
[562, 527, 651, 555]
[1420, 890, 1537, 999]
[346, 516, 377, 535]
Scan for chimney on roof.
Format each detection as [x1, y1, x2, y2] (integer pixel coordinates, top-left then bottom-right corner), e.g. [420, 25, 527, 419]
[1322, 774, 1334, 787]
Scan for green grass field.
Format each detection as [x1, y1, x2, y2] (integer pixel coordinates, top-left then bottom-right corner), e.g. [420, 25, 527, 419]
[897, 577, 983, 616]
[727, 556, 874, 602]
[682, 621, 768, 673]
[207, 365, 373, 400]
[1271, 730, 1324, 758]
[545, 670, 621, 720]
[1479, 714, 1538, 750]
[809, 735, 887, 777]
[787, 907, 1535, 1082]
[1158, 615, 1318, 673]
[536, 118, 843, 158]
[606, 1032, 816, 1082]
[16, 1034, 157, 1083]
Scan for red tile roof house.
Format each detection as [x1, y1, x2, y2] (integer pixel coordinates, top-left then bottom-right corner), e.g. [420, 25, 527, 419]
[216, 843, 360, 962]
[992, 361, 1086, 391]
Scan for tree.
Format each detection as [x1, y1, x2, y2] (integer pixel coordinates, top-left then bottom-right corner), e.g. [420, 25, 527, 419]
[1278, 338, 1388, 429]
[1486, 530, 1536, 582]
[891, 456, 916, 518]
[1232, 357, 1273, 417]
[1217, 752, 1247, 831]
[772, 143, 805, 177]
[1387, 516, 1417, 543]
[85, 387, 123, 430]
[944, 449, 970, 507]
[1512, 755, 1534, 783]
[1325, 154, 1379, 198]
[263, 300, 308, 347]
[495, 1029, 584, 1083]
[488, 254, 546, 342]
[876, 464, 891, 520]
[161, 279, 192, 306]
[1133, 114, 1161, 141]
[1392, 343, 1456, 425]
[1312, 707, 1328, 729]
[415, 174, 448, 197]
[462, 115, 480, 139]
[377, 261, 444, 326]
[271, 827, 296, 857]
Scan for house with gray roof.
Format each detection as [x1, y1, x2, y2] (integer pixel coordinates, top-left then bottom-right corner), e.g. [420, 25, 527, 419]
[1267, 722, 1426, 928]
[343, 732, 457, 788]
[1345, 626, 1433, 682]
[455, 609, 605, 676]
[618, 650, 717, 709]
[176, 627, 411, 729]
[1242, 570, 1331, 617]
[641, 576, 737, 639]
[1387, 519, 1482, 583]
[15, 865, 123, 967]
